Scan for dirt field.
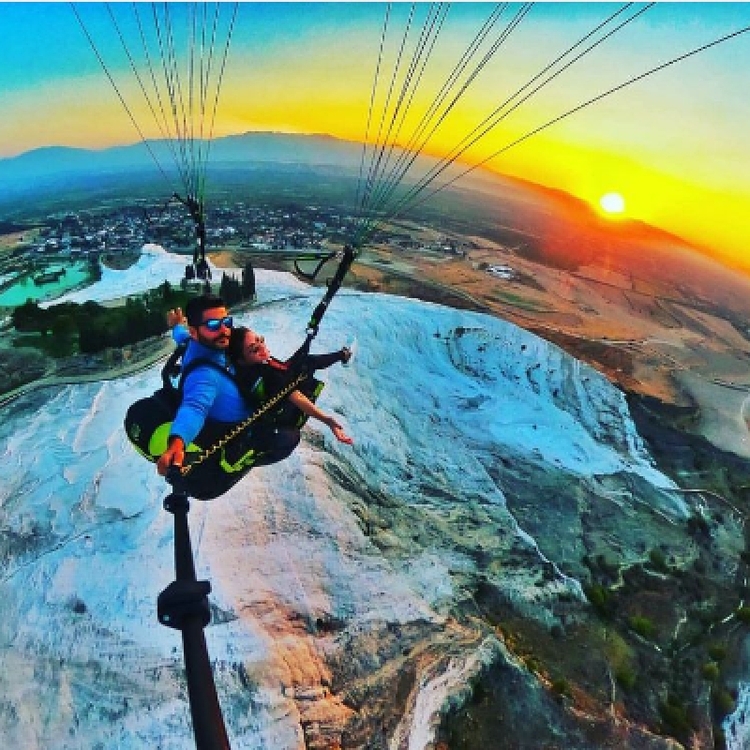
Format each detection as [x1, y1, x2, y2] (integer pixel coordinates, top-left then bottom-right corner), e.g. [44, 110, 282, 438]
[0, 228, 43, 251]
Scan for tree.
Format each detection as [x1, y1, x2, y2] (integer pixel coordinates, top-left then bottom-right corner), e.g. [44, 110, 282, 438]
[219, 272, 242, 306]
[12, 300, 52, 336]
[242, 262, 256, 300]
[78, 317, 108, 353]
[51, 313, 77, 339]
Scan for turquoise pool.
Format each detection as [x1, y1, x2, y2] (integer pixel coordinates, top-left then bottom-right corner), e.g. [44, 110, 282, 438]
[0, 263, 94, 307]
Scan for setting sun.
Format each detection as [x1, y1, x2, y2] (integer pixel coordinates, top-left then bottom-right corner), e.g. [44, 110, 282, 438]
[599, 192, 626, 216]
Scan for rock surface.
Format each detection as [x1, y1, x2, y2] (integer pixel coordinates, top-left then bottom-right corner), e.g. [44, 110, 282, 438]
[1, 273, 749, 749]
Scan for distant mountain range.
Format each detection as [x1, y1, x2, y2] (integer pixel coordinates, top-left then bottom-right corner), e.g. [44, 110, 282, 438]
[0, 131, 475, 225]
[0, 130, 550, 209]
[0, 132, 366, 186]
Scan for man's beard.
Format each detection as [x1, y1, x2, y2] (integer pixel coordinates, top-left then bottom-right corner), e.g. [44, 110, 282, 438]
[197, 331, 230, 349]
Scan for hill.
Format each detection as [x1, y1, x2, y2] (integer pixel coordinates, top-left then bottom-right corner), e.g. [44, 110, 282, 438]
[3, 261, 750, 748]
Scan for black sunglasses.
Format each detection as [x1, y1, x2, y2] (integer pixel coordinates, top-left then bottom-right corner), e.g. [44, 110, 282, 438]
[200, 316, 233, 332]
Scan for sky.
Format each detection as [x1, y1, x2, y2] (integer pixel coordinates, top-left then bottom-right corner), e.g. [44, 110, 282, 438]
[1, 2, 749, 267]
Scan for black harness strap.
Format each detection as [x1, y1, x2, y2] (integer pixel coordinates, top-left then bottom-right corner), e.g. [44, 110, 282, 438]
[302, 244, 357, 352]
[293, 250, 338, 282]
[162, 343, 237, 394]
[173, 192, 211, 280]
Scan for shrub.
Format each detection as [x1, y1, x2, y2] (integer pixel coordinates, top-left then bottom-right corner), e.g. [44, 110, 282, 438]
[701, 662, 720, 681]
[659, 696, 693, 740]
[708, 644, 728, 662]
[615, 666, 637, 690]
[525, 656, 543, 674]
[712, 687, 736, 717]
[629, 615, 657, 639]
[649, 548, 669, 573]
[584, 583, 613, 617]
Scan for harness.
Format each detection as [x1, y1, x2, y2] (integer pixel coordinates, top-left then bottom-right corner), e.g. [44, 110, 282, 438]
[125, 344, 307, 490]
[178, 368, 308, 478]
[163, 344, 310, 475]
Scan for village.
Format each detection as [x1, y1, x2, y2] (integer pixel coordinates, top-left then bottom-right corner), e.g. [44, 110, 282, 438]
[0, 199, 475, 280]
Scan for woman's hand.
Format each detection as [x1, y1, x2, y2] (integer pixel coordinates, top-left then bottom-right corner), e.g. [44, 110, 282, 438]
[328, 418, 354, 445]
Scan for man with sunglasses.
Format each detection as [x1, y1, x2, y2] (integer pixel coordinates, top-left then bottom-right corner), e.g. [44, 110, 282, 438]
[157, 294, 255, 478]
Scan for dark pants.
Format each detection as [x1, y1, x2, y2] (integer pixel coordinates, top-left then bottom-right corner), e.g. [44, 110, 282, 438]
[177, 426, 300, 500]
[286, 347, 344, 375]
[305, 351, 345, 371]
[248, 426, 301, 467]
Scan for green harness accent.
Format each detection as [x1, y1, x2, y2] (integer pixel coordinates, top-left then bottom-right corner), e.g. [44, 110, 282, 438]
[218, 446, 256, 474]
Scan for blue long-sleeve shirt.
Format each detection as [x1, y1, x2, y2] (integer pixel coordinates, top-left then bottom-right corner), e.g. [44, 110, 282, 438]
[169, 327, 251, 446]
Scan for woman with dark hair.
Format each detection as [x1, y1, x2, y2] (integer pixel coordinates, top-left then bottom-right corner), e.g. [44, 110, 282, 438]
[227, 324, 353, 444]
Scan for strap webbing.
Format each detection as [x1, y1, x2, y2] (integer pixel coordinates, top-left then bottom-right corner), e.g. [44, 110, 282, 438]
[304, 244, 357, 345]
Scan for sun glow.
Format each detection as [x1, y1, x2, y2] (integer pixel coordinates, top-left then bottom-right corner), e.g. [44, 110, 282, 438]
[599, 192, 626, 216]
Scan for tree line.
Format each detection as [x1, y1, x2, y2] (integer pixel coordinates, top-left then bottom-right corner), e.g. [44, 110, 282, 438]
[12, 263, 256, 355]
